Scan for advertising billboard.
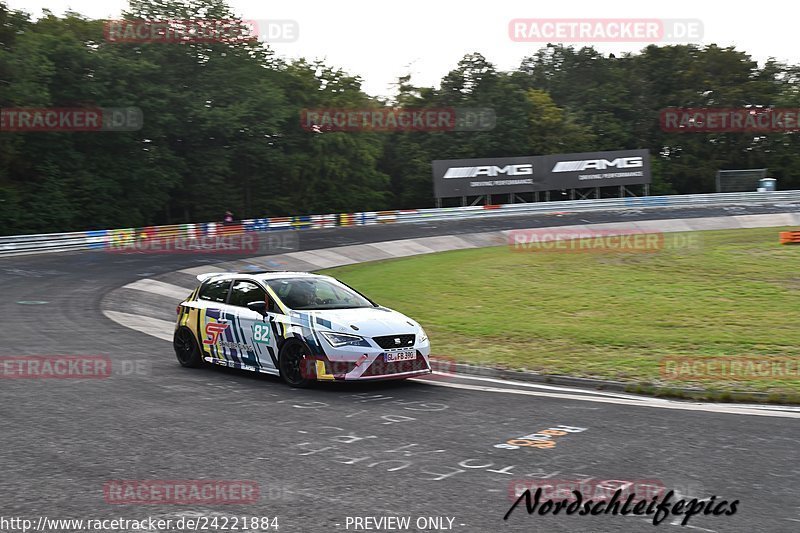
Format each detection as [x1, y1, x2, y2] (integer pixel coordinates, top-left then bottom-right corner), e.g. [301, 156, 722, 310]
[432, 149, 651, 198]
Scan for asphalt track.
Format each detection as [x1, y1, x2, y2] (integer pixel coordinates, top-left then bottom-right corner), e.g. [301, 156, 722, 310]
[2, 203, 800, 533]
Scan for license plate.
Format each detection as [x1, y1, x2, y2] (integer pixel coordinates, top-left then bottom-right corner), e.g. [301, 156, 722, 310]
[386, 351, 416, 362]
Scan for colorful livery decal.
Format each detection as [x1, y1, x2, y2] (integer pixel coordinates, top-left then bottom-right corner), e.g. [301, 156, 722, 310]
[173, 272, 432, 385]
[203, 321, 229, 345]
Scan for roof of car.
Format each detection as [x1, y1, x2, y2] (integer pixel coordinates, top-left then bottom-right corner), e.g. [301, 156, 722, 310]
[196, 271, 327, 283]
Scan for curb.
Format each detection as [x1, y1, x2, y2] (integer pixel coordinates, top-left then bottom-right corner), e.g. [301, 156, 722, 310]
[429, 361, 794, 405]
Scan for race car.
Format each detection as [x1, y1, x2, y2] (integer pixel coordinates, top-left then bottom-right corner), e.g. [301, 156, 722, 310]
[173, 271, 432, 387]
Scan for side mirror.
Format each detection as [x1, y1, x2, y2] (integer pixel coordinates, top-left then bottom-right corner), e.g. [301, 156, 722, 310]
[247, 301, 268, 316]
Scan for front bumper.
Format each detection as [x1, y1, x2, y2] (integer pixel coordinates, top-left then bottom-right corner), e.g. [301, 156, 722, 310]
[310, 338, 432, 381]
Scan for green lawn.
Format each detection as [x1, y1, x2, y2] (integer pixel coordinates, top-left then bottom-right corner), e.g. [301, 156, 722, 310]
[322, 227, 800, 397]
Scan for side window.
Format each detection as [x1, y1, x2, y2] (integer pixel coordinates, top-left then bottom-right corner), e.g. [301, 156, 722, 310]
[229, 280, 266, 308]
[198, 279, 232, 304]
[268, 281, 293, 312]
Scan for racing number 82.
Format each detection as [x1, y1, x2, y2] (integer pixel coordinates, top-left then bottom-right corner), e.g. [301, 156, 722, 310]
[253, 323, 271, 343]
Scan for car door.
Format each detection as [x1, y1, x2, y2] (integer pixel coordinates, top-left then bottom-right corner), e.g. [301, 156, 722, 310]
[227, 279, 280, 373]
[195, 278, 233, 363]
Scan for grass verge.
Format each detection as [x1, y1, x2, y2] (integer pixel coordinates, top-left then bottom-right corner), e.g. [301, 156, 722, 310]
[322, 227, 800, 397]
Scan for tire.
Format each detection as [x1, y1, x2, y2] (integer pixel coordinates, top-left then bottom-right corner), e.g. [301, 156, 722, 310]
[174, 327, 204, 368]
[279, 341, 313, 388]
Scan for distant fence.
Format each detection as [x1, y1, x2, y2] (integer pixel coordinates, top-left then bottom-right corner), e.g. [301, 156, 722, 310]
[1, 190, 799, 257]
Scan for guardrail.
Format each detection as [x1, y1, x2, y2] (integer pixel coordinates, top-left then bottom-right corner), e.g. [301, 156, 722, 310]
[1, 190, 799, 257]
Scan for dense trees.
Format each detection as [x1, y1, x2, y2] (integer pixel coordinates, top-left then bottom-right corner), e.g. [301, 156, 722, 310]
[0, 0, 797, 234]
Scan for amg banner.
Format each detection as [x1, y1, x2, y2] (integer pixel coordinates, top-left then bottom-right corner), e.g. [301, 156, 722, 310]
[432, 149, 651, 198]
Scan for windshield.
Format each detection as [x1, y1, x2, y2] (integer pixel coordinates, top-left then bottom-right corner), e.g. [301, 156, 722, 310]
[266, 278, 375, 310]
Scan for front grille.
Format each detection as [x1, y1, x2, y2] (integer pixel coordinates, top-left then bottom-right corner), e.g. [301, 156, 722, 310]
[361, 352, 428, 377]
[373, 334, 415, 349]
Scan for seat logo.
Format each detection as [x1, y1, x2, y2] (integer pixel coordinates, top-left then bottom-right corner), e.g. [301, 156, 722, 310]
[203, 322, 229, 345]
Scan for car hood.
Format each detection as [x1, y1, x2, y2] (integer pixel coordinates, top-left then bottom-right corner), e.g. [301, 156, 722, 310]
[306, 307, 418, 338]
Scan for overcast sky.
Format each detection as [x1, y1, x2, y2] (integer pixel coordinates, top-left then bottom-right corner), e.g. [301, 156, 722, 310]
[7, 0, 797, 97]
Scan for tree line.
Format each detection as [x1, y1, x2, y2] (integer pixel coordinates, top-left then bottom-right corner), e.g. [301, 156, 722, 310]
[1, 0, 798, 235]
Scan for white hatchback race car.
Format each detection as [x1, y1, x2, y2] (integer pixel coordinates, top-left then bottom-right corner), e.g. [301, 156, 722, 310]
[173, 271, 432, 387]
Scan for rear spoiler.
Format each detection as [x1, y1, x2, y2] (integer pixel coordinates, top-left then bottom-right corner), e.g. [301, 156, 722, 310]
[196, 272, 230, 283]
[195, 270, 294, 284]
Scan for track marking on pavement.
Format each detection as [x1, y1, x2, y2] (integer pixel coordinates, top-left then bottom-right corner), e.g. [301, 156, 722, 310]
[426, 372, 678, 401]
[103, 310, 173, 342]
[413, 378, 800, 418]
[178, 265, 226, 276]
[122, 278, 194, 300]
[424, 372, 800, 413]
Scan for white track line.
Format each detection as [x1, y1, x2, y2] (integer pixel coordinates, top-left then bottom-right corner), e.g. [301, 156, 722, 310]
[178, 265, 226, 276]
[425, 372, 800, 412]
[413, 378, 800, 419]
[122, 278, 194, 300]
[104, 310, 173, 342]
[427, 371, 676, 401]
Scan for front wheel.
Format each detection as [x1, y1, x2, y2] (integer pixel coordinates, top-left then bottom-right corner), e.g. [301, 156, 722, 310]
[279, 342, 313, 388]
[174, 327, 203, 368]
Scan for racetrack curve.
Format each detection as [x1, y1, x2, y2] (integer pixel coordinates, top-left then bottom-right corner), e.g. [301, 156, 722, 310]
[2, 203, 800, 533]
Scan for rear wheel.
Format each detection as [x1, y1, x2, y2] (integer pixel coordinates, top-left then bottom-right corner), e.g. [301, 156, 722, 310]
[279, 342, 313, 388]
[174, 327, 203, 368]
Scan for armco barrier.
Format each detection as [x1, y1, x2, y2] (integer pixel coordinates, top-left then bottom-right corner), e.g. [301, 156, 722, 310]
[1, 190, 799, 257]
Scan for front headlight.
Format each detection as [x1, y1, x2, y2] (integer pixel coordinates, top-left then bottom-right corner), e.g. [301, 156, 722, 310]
[418, 328, 429, 343]
[321, 331, 370, 348]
